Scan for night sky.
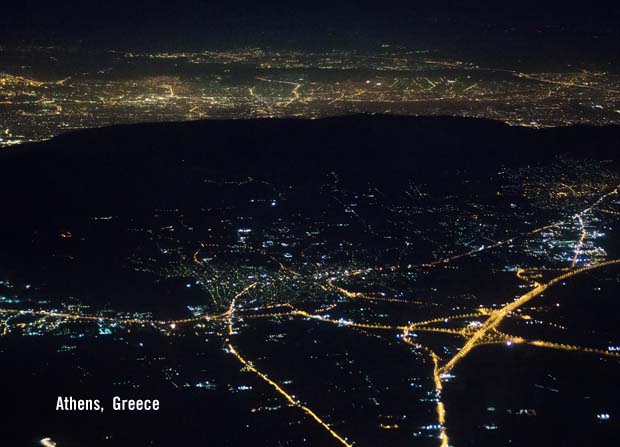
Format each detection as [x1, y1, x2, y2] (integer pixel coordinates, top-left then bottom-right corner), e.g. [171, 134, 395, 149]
[3, 0, 619, 61]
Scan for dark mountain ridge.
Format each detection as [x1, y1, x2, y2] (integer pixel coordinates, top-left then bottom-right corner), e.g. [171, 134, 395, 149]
[1, 115, 619, 223]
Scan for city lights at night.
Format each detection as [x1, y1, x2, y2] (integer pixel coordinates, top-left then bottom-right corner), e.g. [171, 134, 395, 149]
[1, 1, 619, 446]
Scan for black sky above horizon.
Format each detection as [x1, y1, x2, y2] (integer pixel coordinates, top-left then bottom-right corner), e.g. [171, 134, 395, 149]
[2, 0, 619, 66]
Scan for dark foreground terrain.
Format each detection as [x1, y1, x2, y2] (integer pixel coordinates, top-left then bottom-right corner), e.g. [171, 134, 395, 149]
[1, 116, 619, 447]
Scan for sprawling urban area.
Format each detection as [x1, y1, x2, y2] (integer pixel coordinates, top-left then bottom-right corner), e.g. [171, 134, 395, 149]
[2, 45, 620, 146]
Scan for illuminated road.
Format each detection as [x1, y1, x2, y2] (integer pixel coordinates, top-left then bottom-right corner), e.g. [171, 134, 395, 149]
[438, 259, 620, 376]
[223, 283, 354, 447]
